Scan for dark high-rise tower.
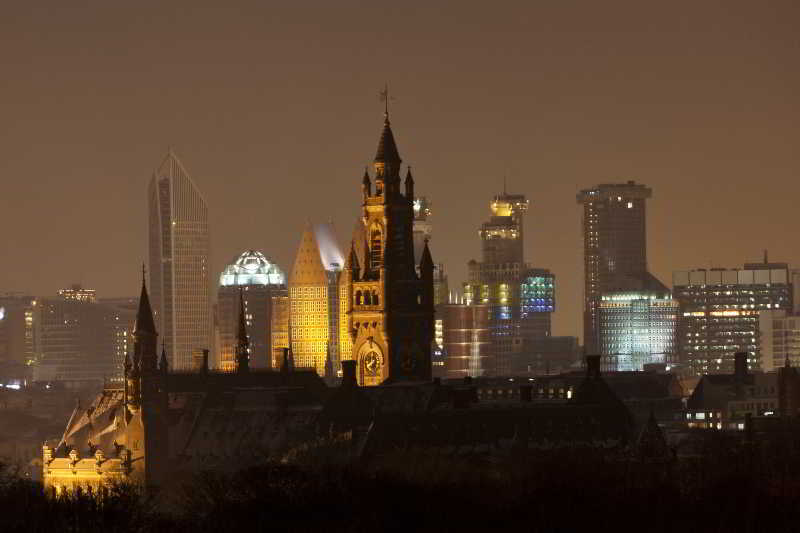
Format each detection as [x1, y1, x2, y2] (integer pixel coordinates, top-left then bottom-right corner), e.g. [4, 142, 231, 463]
[341, 110, 434, 386]
[577, 181, 652, 353]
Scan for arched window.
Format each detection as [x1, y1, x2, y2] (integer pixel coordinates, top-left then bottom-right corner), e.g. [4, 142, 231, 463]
[364, 292, 372, 305]
[372, 292, 379, 306]
[370, 225, 382, 270]
[356, 291, 362, 305]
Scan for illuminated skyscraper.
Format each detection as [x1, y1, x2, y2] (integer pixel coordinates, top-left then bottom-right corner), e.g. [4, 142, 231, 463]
[218, 251, 287, 371]
[289, 223, 345, 377]
[148, 150, 211, 371]
[464, 191, 554, 375]
[577, 181, 651, 353]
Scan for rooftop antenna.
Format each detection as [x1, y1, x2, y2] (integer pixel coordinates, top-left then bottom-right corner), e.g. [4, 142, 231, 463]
[764, 249, 769, 264]
[379, 83, 395, 120]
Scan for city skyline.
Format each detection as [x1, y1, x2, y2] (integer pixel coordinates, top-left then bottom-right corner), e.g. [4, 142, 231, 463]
[2, 2, 799, 344]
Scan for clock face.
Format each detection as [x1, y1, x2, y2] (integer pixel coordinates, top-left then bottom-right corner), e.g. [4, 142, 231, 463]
[364, 350, 381, 376]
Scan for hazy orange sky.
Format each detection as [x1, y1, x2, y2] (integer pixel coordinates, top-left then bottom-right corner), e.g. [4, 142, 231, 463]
[1, 1, 798, 341]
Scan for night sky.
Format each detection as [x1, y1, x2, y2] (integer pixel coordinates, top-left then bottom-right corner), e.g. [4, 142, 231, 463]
[1, 1, 798, 342]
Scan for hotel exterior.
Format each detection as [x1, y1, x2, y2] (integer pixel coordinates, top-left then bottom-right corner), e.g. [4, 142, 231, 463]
[148, 150, 211, 371]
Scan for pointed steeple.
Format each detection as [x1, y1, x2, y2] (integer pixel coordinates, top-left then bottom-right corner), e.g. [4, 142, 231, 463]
[419, 238, 434, 273]
[374, 115, 401, 165]
[236, 288, 249, 373]
[134, 266, 157, 336]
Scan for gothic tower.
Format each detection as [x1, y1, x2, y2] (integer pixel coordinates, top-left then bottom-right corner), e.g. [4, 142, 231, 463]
[343, 110, 435, 386]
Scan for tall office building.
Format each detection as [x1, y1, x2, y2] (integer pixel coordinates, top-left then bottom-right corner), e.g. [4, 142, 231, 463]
[33, 288, 128, 387]
[97, 297, 138, 383]
[673, 262, 792, 375]
[577, 181, 652, 353]
[289, 223, 345, 377]
[217, 250, 287, 371]
[148, 150, 211, 371]
[464, 191, 554, 375]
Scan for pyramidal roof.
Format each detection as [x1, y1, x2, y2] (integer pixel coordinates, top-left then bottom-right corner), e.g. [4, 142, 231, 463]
[289, 223, 345, 285]
[134, 276, 157, 335]
[374, 116, 401, 164]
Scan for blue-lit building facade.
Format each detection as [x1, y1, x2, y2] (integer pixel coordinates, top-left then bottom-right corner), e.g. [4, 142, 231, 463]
[217, 250, 287, 371]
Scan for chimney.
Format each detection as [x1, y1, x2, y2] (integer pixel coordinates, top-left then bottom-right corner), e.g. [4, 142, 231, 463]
[586, 355, 601, 379]
[519, 384, 533, 402]
[341, 360, 357, 388]
[734, 352, 748, 382]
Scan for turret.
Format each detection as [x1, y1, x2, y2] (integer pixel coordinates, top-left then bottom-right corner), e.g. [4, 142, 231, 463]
[419, 239, 434, 309]
[134, 269, 158, 373]
[362, 168, 371, 200]
[405, 166, 414, 199]
[373, 112, 402, 198]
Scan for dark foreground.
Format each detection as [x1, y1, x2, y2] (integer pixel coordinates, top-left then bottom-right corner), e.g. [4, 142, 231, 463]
[6, 438, 800, 532]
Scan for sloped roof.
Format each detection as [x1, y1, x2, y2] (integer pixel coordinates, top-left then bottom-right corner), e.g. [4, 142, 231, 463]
[289, 223, 344, 286]
[374, 118, 401, 164]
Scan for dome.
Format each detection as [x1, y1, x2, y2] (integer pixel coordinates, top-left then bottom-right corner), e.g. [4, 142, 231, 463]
[219, 250, 286, 287]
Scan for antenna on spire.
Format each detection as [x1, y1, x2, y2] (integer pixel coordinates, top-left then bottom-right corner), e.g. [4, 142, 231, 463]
[141, 263, 147, 284]
[379, 83, 395, 121]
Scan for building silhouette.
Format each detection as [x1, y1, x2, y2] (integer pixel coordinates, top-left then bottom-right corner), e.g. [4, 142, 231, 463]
[289, 223, 345, 377]
[577, 181, 652, 353]
[218, 251, 287, 371]
[340, 110, 435, 385]
[0, 294, 36, 367]
[464, 191, 554, 375]
[148, 150, 211, 371]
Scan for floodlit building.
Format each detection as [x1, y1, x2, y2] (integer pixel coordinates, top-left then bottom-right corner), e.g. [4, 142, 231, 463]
[339, 109, 435, 386]
[759, 309, 800, 372]
[464, 191, 555, 375]
[57, 285, 96, 303]
[148, 149, 211, 371]
[673, 262, 792, 375]
[440, 302, 490, 378]
[598, 282, 678, 372]
[577, 181, 652, 353]
[289, 223, 345, 377]
[218, 251, 287, 371]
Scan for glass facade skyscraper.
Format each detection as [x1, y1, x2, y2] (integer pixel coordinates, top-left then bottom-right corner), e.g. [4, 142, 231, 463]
[148, 150, 211, 371]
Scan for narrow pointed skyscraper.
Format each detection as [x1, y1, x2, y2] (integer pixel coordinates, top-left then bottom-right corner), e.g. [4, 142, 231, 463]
[148, 149, 211, 371]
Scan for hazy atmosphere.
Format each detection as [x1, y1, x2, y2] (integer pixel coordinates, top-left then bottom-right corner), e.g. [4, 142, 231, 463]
[2, 0, 798, 341]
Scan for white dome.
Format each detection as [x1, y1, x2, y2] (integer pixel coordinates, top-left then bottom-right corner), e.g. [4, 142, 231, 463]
[219, 250, 286, 287]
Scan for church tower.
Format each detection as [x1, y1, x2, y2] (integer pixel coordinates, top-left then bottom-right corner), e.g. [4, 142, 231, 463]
[343, 109, 435, 386]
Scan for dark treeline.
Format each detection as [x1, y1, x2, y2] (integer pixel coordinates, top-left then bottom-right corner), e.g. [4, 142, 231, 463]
[7, 433, 800, 532]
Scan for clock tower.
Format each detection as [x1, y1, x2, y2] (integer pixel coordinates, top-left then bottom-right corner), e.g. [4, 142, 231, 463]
[342, 110, 435, 386]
